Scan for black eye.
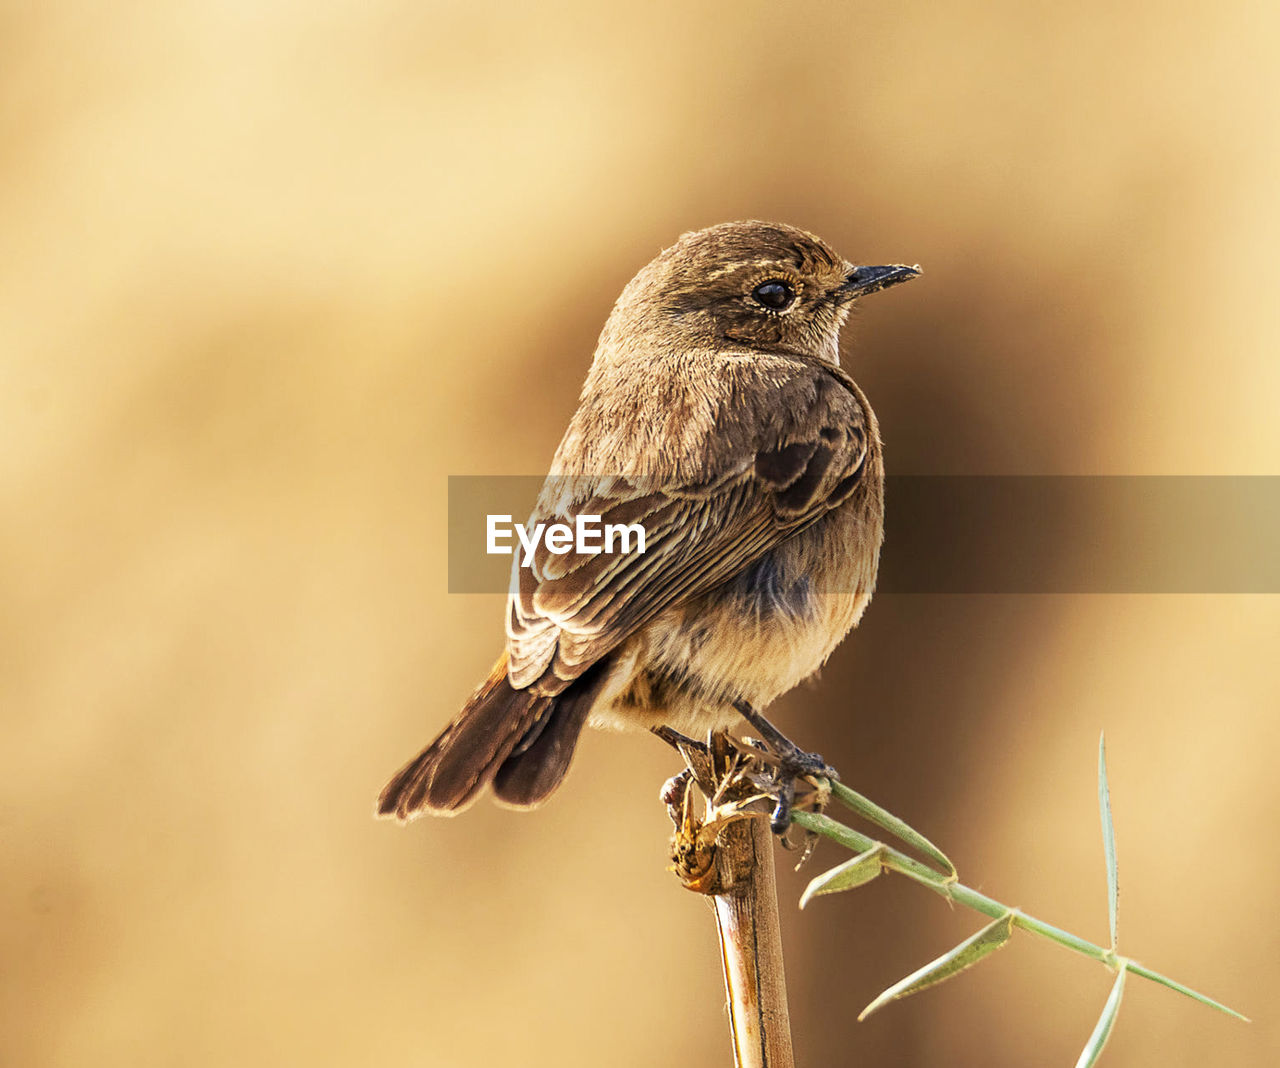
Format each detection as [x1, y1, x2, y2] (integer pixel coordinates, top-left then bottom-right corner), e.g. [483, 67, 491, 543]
[751, 279, 795, 311]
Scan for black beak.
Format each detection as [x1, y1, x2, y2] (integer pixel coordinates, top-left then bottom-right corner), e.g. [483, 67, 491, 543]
[840, 263, 921, 300]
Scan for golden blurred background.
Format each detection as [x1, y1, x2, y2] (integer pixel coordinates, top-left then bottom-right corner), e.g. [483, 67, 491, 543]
[3, 2, 1277, 1065]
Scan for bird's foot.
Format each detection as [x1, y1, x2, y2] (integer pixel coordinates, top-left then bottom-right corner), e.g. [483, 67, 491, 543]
[773, 743, 839, 785]
[731, 700, 838, 834]
[749, 743, 838, 835]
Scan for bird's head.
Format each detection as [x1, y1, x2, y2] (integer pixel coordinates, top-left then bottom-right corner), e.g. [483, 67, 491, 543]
[602, 220, 918, 365]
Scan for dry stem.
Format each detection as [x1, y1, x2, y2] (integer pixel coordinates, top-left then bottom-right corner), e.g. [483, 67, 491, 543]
[710, 811, 795, 1068]
[665, 734, 796, 1068]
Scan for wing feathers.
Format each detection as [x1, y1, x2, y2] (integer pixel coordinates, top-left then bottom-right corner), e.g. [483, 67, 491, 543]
[503, 364, 872, 693]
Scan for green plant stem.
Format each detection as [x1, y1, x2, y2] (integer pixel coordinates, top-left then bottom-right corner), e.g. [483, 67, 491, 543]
[790, 809, 1248, 1022]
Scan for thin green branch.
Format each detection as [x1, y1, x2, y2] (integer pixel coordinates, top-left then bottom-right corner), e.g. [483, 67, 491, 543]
[790, 808, 1248, 1022]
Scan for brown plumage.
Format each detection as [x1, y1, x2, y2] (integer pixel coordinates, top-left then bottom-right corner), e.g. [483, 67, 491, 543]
[377, 221, 918, 821]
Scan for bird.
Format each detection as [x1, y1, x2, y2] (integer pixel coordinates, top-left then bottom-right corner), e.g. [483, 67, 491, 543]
[377, 220, 918, 827]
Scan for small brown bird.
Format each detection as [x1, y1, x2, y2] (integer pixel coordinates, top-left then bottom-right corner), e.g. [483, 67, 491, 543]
[377, 221, 917, 827]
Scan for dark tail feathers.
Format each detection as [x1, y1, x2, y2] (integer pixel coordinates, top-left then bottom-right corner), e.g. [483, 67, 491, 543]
[376, 656, 606, 820]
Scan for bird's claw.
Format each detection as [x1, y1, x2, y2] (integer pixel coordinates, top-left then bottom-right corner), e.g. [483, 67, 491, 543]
[781, 747, 839, 784]
[758, 744, 837, 835]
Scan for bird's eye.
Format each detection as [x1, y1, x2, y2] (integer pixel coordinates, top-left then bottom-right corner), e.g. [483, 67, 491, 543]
[751, 279, 796, 311]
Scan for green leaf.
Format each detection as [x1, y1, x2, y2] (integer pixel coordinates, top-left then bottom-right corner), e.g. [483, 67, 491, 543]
[1075, 965, 1127, 1068]
[1098, 733, 1119, 950]
[799, 845, 886, 908]
[830, 780, 957, 879]
[1124, 961, 1250, 1022]
[858, 910, 1016, 1020]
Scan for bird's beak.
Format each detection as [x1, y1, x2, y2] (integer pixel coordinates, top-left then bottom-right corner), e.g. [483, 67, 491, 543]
[840, 263, 921, 300]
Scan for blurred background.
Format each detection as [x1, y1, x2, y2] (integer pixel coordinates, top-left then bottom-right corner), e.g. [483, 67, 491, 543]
[2, 2, 1277, 1065]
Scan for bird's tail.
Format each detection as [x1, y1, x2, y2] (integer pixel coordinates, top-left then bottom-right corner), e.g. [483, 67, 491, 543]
[376, 654, 607, 820]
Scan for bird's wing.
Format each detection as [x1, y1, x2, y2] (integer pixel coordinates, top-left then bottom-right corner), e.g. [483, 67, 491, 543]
[505, 366, 874, 692]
